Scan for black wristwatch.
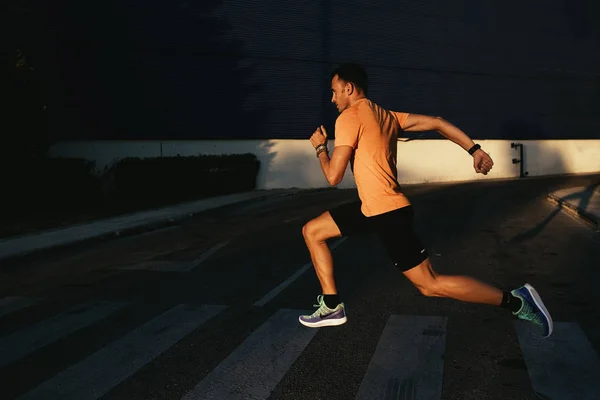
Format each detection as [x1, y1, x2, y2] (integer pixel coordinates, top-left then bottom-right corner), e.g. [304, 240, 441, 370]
[468, 144, 481, 155]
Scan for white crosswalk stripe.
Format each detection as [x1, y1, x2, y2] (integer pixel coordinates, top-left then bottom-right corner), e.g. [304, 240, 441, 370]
[181, 308, 318, 400]
[355, 315, 447, 400]
[0, 301, 125, 368]
[0, 296, 40, 318]
[515, 320, 600, 399]
[3, 300, 600, 400]
[17, 304, 226, 400]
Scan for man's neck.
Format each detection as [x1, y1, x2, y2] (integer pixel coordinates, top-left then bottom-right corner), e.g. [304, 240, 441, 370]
[348, 95, 367, 108]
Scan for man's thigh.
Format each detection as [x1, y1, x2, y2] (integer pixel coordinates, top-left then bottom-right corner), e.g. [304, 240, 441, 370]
[369, 206, 429, 271]
[328, 201, 371, 237]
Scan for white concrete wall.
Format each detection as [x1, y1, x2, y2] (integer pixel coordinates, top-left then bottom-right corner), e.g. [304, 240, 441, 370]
[48, 139, 600, 189]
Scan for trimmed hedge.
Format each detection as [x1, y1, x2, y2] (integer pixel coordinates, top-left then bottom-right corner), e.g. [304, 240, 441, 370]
[1, 153, 261, 220]
[106, 154, 261, 209]
[2, 158, 101, 214]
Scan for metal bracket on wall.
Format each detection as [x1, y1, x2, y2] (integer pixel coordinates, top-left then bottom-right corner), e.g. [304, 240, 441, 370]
[511, 142, 528, 178]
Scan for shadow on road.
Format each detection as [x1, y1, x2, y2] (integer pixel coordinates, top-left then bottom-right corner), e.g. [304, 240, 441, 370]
[509, 181, 599, 243]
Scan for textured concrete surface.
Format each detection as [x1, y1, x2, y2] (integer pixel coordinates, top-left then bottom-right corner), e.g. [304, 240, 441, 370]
[1, 173, 599, 400]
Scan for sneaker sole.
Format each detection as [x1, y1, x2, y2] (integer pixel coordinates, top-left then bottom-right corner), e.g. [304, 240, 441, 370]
[298, 316, 347, 328]
[524, 283, 554, 337]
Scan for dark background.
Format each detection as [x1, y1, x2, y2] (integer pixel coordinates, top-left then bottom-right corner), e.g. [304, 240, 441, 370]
[3, 0, 600, 147]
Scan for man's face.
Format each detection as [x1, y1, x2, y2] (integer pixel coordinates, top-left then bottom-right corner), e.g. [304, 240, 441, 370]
[331, 75, 350, 113]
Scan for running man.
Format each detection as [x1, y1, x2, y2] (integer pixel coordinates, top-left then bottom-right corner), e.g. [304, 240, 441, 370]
[299, 63, 553, 337]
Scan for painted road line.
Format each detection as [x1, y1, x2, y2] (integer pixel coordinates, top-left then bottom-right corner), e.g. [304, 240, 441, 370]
[254, 237, 348, 307]
[122, 241, 231, 272]
[0, 296, 40, 318]
[122, 260, 188, 272]
[355, 315, 447, 400]
[189, 240, 232, 270]
[18, 304, 226, 400]
[0, 301, 125, 368]
[181, 308, 317, 400]
[515, 320, 600, 399]
[117, 225, 180, 244]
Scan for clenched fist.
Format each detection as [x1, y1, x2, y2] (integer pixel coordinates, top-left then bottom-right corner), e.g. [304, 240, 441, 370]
[473, 149, 494, 175]
[310, 125, 328, 149]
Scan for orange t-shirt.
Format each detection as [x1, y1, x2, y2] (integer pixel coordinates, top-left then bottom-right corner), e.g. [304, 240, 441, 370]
[334, 98, 411, 216]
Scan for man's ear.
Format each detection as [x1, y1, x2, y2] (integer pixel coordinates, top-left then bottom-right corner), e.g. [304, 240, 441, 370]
[346, 82, 354, 95]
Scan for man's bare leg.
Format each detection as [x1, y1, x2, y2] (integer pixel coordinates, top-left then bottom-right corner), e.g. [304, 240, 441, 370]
[301, 211, 342, 294]
[300, 216, 553, 335]
[403, 257, 553, 336]
[298, 211, 348, 327]
[403, 258, 502, 305]
[301, 213, 503, 304]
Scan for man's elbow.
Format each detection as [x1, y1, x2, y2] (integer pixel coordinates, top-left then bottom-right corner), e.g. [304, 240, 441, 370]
[432, 116, 446, 130]
[327, 173, 343, 186]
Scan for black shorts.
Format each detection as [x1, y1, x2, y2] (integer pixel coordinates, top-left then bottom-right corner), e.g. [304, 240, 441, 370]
[329, 201, 429, 271]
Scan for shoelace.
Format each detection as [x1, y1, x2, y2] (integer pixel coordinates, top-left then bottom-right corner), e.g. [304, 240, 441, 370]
[309, 295, 329, 317]
[519, 301, 542, 325]
[312, 295, 325, 308]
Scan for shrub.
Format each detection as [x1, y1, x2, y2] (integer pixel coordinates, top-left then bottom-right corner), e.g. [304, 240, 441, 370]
[106, 153, 261, 210]
[2, 157, 101, 215]
[0, 153, 260, 222]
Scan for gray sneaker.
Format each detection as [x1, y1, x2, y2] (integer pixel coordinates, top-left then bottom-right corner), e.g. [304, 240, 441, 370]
[298, 295, 347, 328]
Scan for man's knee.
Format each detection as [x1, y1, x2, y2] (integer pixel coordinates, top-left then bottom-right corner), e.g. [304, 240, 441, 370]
[404, 260, 443, 297]
[302, 215, 339, 243]
[414, 278, 442, 297]
[301, 221, 313, 239]
[302, 219, 324, 242]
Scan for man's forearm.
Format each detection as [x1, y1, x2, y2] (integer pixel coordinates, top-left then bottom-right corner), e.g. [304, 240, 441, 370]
[317, 151, 333, 183]
[436, 118, 476, 152]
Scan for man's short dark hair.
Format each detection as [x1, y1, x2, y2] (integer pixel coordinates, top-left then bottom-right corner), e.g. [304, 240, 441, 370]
[331, 63, 368, 95]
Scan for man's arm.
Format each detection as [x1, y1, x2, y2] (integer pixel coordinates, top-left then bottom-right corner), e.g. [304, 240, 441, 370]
[310, 125, 353, 186]
[401, 113, 494, 175]
[402, 114, 475, 151]
[317, 145, 353, 186]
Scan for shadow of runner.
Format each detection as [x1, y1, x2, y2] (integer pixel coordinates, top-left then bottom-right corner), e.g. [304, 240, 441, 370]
[554, 181, 600, 213]
[510, 181, 600, 243]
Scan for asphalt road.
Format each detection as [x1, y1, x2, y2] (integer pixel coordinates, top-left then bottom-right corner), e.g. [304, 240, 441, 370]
[1, 174, 600, 400]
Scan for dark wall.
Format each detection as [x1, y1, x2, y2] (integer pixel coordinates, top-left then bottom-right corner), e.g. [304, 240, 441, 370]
[7, 0, 600, 141]
[211, 0, 600, 140]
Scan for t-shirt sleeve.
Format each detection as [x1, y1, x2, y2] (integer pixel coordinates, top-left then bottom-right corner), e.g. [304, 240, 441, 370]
[391, 111, 410, 130]
[334, 110, 361, 149]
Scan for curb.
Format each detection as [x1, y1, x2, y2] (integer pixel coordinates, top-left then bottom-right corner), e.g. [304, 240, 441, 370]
[547, 193, 600, 231]
[0, 190, 297, 263]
